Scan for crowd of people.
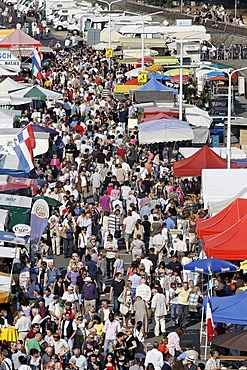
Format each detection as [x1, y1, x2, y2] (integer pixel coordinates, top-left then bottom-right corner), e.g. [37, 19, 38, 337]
[0, 2, 245, 369]
[201, 42, 247, 60]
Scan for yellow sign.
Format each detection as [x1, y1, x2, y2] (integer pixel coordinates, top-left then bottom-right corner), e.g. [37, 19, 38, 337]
[106, 48, 113, 58]
[138, 71, 147, 83]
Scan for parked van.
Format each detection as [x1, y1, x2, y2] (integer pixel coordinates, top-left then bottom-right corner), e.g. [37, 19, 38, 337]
[47, 7, 81, 24]
[46, 0, 77, 16]
[53, 11, 87, 31]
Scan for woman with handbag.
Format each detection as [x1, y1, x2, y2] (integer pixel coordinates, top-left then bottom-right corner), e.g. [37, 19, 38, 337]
[121, 280, 133, 326]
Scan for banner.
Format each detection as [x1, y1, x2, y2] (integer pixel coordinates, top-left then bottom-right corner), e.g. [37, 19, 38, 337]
[30, 199, 49, 247]
[0, 193, 32, 208]
[0, 230, 27, 246]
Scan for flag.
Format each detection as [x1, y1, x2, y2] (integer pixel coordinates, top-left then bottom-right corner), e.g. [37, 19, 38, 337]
[31, 49, 42, 80]
[13, 140, 34, 173]
[206, 293, 214, 341]
[30, 198, 49, 247]
[17, 124, 36, 149]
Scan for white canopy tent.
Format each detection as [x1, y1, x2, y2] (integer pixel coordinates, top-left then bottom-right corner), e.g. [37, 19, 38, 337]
[208, 188, 247, 216]
[202, 169, 247, 208]
[139, 119, 194, 144]
[185, 106, 212, 128]
[179, 147, 246, 159]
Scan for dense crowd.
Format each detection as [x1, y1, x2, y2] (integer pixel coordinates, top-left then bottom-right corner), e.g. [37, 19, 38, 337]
[0, 5, 245, 370]
[201, 42, 247, 60]
[191, 4, 245, 27]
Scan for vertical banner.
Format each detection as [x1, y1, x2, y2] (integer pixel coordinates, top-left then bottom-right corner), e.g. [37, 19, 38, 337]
[30, 199, 49, 247]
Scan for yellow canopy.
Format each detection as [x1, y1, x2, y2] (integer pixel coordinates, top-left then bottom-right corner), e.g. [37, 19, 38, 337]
[146, 65, 163, 71]
[114, 84, 139, 94]
[238, 260, 247, 271]
[164, 68, 194, 76]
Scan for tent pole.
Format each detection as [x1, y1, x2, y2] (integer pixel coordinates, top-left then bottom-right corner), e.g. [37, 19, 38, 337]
[204, 326, 208, 360]
[200, 303, 204, 344]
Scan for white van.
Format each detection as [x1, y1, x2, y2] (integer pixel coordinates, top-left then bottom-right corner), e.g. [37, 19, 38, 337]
[47, 7, 81, 24]
[46, 0, 77, 16]
[53, 11, 86, 31]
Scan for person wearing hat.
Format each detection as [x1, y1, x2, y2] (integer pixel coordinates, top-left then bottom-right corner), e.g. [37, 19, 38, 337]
[81, 277, 98, 313]
[62, 286, 78, 303]
[184, 356, 197, 370]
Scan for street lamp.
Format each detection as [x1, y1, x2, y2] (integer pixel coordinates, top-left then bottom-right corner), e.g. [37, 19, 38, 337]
[225, 67, 247, 169]
[125, 10, 163, 72]
[173, 32, 206, 120]
[141, 11, 163, 71]
[98, 0, 121, 69]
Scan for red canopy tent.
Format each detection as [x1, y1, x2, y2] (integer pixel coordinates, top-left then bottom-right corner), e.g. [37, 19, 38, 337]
[196, 198, 247, 240]
[0, 29, 41, 48]
[124, 79, 139, 85]
[144, 107, 180, 119]
[173, 146, 236, 178]
[141, 112, 175, 122]
[203, 214, 247, 260]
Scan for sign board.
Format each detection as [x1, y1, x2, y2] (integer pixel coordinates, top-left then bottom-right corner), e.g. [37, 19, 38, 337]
[0, 49, 21, 71]
[128, 118, 138, 130]
[106, 48, 113, 58]
[138, 71, 147, 84]
[176, 19, 192, 26]
[0, 194, 32, 208]
[12, 224, 31, 236]
[180, 329, 200, 354]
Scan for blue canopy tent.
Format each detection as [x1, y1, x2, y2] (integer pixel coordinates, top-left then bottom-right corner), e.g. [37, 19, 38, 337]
[184, 258, 237, 275]
[207, 71, 225, 78]
[136, 77, 178, 94]
[203, 290, 247, 325]
[134, 77, 178, 103]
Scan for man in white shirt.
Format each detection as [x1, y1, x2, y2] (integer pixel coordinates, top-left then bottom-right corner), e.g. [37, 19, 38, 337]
[144, 342, 163, 370]
[151, 288, 167, 337]
[123, 211, 136, 252]
[153, 233, 166, 264]
[70, 348, 87, 370]
[140, 254, 153, 279]
[136, 278, 151, 303]
[15, 311, 31, 342]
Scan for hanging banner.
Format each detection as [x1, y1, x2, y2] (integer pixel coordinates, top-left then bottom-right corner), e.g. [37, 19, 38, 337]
[0, 230, 27, 245]
[30, 199, 49, 247]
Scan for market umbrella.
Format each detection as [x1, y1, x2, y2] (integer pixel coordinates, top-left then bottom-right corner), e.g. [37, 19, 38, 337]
[32, 195, 62, 207]
[171, 75, 190, 83]
[136, 57, 154, 64]
[211, 330, 247, 351]
[184, 258, 237, 275]
[238, 260, 247, 271]
[9, 85, 62, 101]
[150, 74, 171, 81]
[146, 65, 163, 72]
[164, 68, 194, 77]
[207, 76, 229, 81]
[207, 71, 225, 78]
[124, 79, 139, 85]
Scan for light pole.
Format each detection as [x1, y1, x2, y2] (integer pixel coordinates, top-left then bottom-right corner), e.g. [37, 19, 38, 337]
[225, 67, 247, 169]
[234, 0, 237, 21]
[99, 0, 121, 69]
[141, 11, 163, 71]
[173, 32, 206, 120]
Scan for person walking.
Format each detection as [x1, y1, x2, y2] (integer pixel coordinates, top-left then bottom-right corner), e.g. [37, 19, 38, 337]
[151, 288, 167, 337]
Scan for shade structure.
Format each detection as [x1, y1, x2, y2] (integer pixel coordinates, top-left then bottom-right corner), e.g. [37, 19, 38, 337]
[149, 74, 171, 81]
[9, 85, 62, 101]
[238, 260, 247, 271]
[203, 290, 247, 325]
[208, 76, 229, 81]
[0, 29, 41, 48]
[171, 75, 190, 83]
[124, 79, 139, 86]
[211, 330, 247, 351]
[32, 195, 62, 206]
[185, 106, 212, 128]
[138, 119, 194, 144]
[125, 68, 142, 78]
[203, 214, 247, 260]
[184, 258, 237, 275]
[146, 65, 163, 72]
[141, 112, 174, 122]
[135, 77, 178, 94]
[207, 71, 225, 78]
[197, 198, 247, 240]
[136, 57, 154, 64]
[173, 146, 229, 178]
[164, 68, 194, 77]
[208, 187, 247, 216]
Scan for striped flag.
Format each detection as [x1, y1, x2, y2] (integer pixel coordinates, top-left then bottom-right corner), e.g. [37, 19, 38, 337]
[31, 49, 42, 80]
[17, 124, 36, 149]
[206, 293, 214, 341]
[14, 124, 36, 173]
